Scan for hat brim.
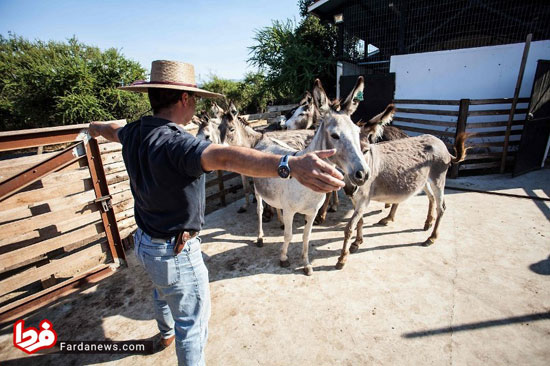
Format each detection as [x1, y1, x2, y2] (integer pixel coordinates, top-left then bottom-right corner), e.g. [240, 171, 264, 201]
[118, 83, 223, 99]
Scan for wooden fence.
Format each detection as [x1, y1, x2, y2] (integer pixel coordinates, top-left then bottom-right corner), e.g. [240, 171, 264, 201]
[393, 97, 530, 177]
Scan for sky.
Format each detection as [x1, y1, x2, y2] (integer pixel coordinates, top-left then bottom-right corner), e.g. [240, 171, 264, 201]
[0, 0, 302, 82]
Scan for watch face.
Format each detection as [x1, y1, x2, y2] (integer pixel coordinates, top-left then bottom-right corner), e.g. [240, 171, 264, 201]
[278, 165, 290, 179]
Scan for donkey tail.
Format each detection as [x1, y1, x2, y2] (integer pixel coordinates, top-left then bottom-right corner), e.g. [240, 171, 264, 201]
[451, 132, 469, 164]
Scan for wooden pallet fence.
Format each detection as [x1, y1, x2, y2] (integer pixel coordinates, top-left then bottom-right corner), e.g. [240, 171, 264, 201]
[394, 98, 530, 177]
[0, 123, 126, 323]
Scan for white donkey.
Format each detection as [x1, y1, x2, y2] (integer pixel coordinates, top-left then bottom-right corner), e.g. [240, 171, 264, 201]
[335, 132, 468, 269]
[252, 77, 369, 275]
[283, 91, 318, 130]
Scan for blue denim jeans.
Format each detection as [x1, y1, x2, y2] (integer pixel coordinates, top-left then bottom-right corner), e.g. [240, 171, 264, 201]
[134, 228, 210, 366]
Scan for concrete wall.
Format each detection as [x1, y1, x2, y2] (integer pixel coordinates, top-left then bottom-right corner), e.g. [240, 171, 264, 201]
[389, 40, 550, 100]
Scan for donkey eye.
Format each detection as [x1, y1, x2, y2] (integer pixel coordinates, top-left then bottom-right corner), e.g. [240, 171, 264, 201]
[331, 133, 340, 140]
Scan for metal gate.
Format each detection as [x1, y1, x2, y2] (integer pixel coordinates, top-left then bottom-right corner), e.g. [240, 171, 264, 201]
[514, 60, 550, 177]
[0, 124, 126, 325]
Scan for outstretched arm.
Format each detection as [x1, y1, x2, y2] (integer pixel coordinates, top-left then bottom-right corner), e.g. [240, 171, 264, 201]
[201, 144, 345, 193]
[88, 121, 125, 143]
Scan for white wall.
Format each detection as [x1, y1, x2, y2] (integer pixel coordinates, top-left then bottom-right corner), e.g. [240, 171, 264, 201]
[390, 41, 550, 100]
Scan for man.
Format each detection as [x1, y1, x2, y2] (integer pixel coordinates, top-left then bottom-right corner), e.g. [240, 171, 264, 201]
[89, 60, 344, 365]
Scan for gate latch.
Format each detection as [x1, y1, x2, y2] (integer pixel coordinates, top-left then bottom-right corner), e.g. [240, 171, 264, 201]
[92, 194, 112, 212]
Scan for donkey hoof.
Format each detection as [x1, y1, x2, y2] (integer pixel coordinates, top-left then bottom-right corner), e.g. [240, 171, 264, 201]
[377, 218, 391, 226]
[335, 261, 346, 270]
[314, 216, 325, 225]
[423, 222, 433, 231]
[237, 207, 246, 214]
[280, 259, 290, 268]
[423, 238, 435, 247]
[349, 243, 360, 253]
[303, 265, 313, 276]
[256, 238, 264, 247]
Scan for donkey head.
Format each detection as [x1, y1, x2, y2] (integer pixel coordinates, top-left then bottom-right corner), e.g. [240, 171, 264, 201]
[359, 104, 396, 144]
[196, 113, 222, 144]
[312, 77, 369, 186]
[284, 91, 317, 130]
[218, 102, 252, 147]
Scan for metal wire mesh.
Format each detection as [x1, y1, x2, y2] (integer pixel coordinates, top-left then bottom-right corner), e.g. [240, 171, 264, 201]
[339, 0, 550, 73]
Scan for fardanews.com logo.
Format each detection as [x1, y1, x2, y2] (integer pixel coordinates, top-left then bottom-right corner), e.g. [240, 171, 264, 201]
[13, 319, 58, 354]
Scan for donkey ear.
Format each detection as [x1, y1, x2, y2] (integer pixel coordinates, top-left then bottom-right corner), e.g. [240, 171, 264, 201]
[368, 104, 396, 126]
[341, 76, 365, 116]
[312, 79, 330, 114]
[300, 91, 312, 106]
[228, 101, 238, 119]
[210, 102, 223, 118]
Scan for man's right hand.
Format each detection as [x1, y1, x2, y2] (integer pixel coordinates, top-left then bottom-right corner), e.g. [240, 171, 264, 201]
[288, 149, 345, 193]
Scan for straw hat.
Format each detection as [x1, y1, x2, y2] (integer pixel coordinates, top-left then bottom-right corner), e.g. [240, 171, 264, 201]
[119, 60, 223, 99]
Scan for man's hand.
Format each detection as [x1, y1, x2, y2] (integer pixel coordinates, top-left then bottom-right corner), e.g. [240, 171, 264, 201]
[288, 149, 345, 193]
[88, 121, 124, 143]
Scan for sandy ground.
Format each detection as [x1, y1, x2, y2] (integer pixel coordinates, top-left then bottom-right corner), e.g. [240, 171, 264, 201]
[1, 169, 549, 365]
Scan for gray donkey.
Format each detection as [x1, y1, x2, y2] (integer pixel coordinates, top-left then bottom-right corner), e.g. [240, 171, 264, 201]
[250, 77, 369, 276]
[335, 132, 468, 269]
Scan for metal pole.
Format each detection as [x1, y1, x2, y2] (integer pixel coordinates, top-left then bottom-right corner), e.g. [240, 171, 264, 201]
[500, 33, 532, 173]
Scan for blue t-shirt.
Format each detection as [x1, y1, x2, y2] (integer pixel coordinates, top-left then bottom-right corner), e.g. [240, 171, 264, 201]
[117, 116, 211, 239]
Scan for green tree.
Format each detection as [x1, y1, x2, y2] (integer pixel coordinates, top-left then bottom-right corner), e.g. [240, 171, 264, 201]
[0, 33, 150, 131]
[248, 15, 337, 104]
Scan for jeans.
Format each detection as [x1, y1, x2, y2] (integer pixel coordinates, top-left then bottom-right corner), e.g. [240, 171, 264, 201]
[134, 228, 210, 366]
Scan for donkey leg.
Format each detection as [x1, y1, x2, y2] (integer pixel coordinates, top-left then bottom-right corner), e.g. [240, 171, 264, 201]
[255, 193, 265, 247]
[314, 193, 331, 225]
[301, 214, 316, 276]
[277, 208, 284, 229]
[328, 191, 339, 212]
[350, 217, 364, 253]
[237, 175, 250, 213]
[280, 211, 296, 268]
[378, 204, 398, 226]
[424, 180, 446, 246]
[423, 184, 436, 230]
[336, 209, 365, 269]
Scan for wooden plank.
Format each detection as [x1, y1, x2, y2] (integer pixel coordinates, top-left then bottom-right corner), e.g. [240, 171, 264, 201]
[466, 120, 525, 128]
[267, 104, 298, 113]
[469, 97, 530, 105]
[394, 99, 460, 105]
[0, 220, 104, 272]
[113, 198, 134, 216]
[99, 142, 122, 154]
[393, 116, 456, 127]
[205, 171, 240, 189]
[468, 108, 528, 116]
[109, 180, 131, 195]
[468, 140, 520, 148]
[464, 152, 515, 160]
[111, 190, 133, 206]
[0, 243, 107, 295]
[396, 108, 459, 116]
[0, 178, 93, 211]
[101, 151, 124, 165]
[460, 161, 503, 170]
[470, 129, 523, 138]
[106, 170, 129, 185]
[391, 124, 455, 137]
[0, 189, 96, 226]
[0, 123, 90, 137]
[0, 209, 102, 248]
[0, 200, 97, 242]
[117, 216, 136, 232]
[103, 161, 126, 175]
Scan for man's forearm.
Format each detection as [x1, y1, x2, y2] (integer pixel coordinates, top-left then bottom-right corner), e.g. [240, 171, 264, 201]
[88, 121, 124, 143]
[202, 144, 280, 177]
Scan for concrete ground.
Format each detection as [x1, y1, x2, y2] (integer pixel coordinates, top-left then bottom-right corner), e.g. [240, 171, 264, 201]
[1, 169, 549, 365]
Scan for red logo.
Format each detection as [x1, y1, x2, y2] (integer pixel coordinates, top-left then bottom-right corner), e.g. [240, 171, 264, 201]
[13, 319, 58, 354]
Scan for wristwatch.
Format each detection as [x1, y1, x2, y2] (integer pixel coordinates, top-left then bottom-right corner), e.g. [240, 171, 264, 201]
[277, 155, 291, 179]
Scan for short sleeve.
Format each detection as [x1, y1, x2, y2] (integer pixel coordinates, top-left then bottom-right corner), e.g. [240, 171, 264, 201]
[166, 131, 212, 178]
[117, 124, 129, 145]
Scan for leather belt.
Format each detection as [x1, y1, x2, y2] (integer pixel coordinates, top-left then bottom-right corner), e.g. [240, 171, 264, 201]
[174, 230, 199, 255]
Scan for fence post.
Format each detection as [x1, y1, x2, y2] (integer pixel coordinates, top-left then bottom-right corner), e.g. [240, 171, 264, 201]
[217, 170, 226, 206]
[451, 98, 469, 178]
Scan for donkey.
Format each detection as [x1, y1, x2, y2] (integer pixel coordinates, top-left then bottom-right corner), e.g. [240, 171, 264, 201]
[250, 77, 368, 276]
[196, 102, 224, 143]
[283, 91, 318, 130]
[218, 103, 316, 215]
[335, 132, 468, 269]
